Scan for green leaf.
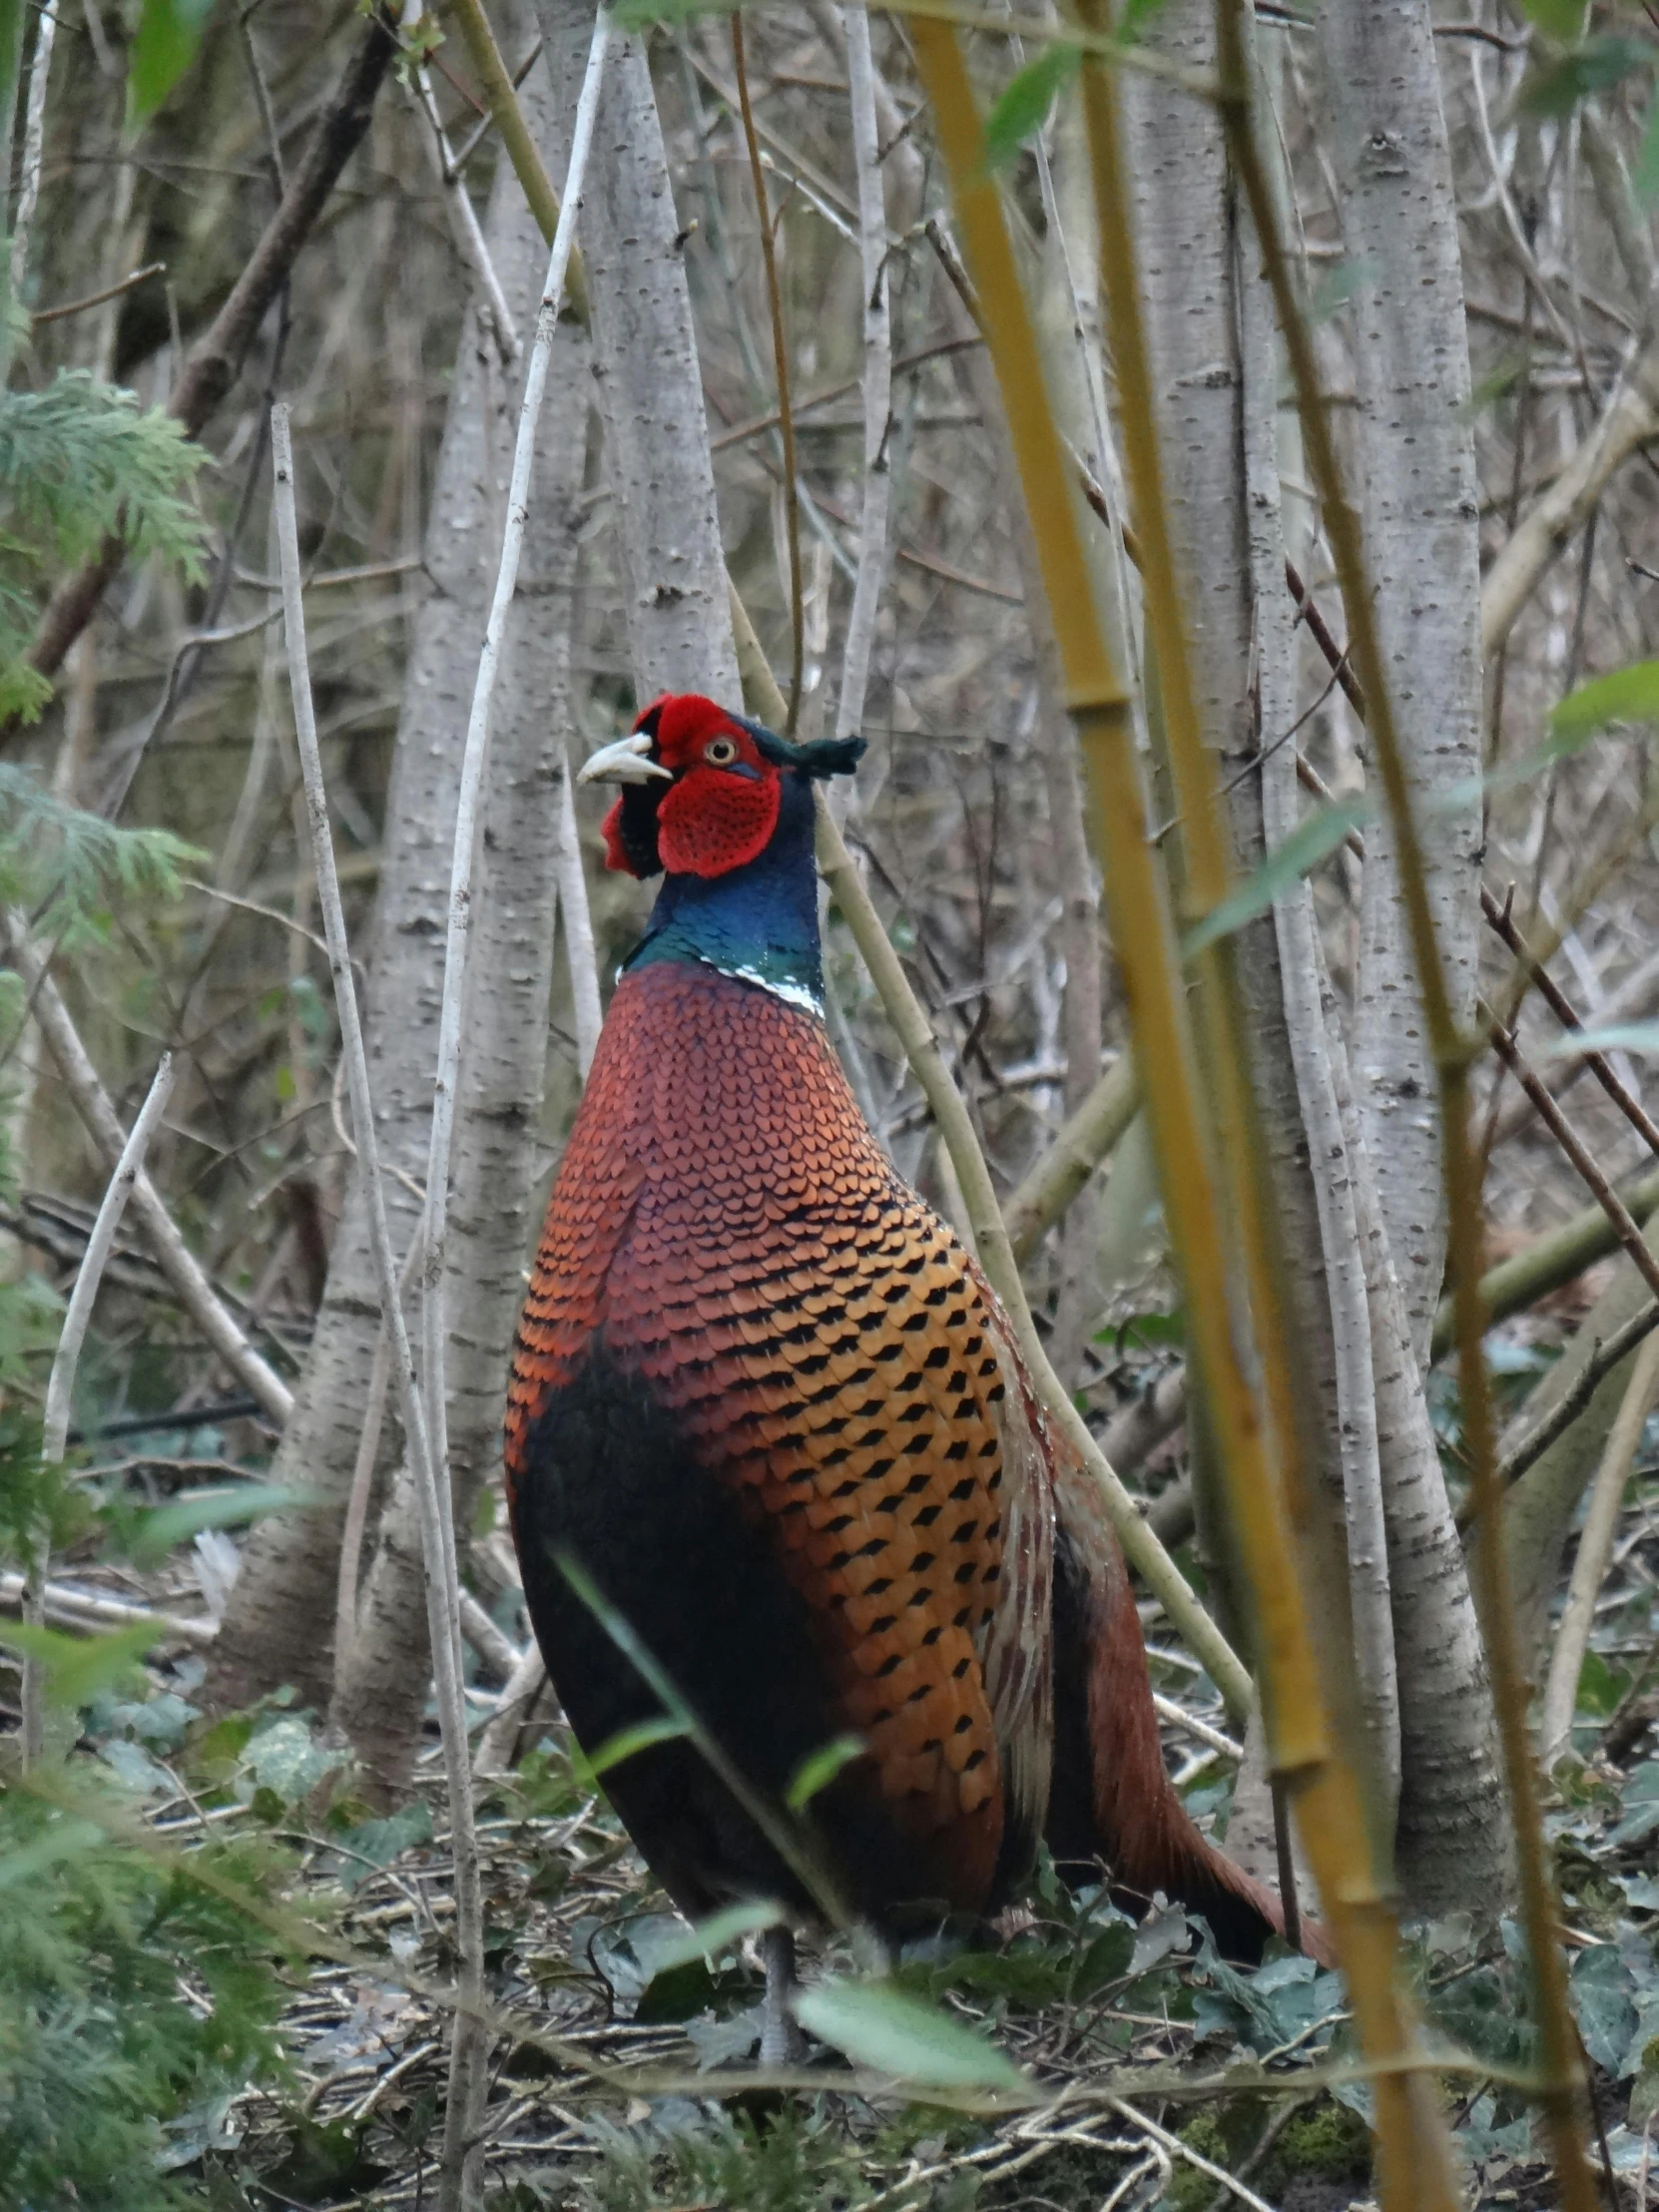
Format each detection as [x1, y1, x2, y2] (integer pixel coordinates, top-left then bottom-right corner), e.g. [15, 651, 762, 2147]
[126, 1482, 311, 1568]
[1183, 797, 1370, 958]
[575, 1712, 690, 1786]
[1539, 1020, 1659, 1059]
[794, 1975, 1027, 2089]
[1520, 36, 1653, 119]
[786, 1734, 864, 1810]
[0, 1618, 165, 1709]
[981, 44, 1080, 171]
[1515, 0, 1587, 36]
[129, 0, 217, 124]
[1551, 658, 1659, 738]
[650, 1898, 786, 1973]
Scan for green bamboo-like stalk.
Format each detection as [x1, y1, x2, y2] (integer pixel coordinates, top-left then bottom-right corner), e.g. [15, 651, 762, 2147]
[907, 20, 1462, 2207]
[1073, 12, 1335, 1734]
[1208, 1, 1597, 2202]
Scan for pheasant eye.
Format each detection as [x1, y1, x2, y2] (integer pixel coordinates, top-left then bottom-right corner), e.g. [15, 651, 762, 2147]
[705, 735, 739, 766]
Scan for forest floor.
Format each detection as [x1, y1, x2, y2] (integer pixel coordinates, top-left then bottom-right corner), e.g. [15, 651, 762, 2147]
[52, 1609, 1659, 2212]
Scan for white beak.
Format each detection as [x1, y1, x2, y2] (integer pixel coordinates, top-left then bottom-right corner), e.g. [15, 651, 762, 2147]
[577, 732, 673, 787]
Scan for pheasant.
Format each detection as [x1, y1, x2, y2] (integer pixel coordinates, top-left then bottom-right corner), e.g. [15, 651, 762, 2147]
[504, 693, 1314, 2052]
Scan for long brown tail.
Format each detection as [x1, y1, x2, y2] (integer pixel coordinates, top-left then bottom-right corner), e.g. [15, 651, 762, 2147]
[1046, 1456, 1335, 1967]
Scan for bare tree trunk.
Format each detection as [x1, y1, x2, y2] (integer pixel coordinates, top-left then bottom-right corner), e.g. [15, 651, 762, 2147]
[1120, 0, 1353, 1691]
[534, 0, 739, 707]
[1319, 0, 1483, 1366]
[328, 280, 587, 1782]
[205, 106, 563, 1716]
[1314, 0, 1503, 1909]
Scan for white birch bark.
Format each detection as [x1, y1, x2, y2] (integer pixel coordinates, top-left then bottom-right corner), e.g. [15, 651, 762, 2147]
[1317, 0, 1483, 1366]
[1120, 2, 1354, 1693]
[533, 0, 739, 707]
[206, 87, 569, 1717]
[328, 54, 593, 1787]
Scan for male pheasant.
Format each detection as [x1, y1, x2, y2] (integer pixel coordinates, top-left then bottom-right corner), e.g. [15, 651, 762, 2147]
[505, 694, 1310, 2042]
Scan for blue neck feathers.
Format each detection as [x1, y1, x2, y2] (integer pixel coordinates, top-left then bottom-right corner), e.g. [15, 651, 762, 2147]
[625, 772, 824, 1012]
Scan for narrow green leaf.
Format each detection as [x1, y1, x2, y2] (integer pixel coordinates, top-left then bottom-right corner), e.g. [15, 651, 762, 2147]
[1538, 1021, 1659, 1059]
[1183, 797, 1370, 959]
[1637, 95, 1659, 208]
[651, 1898, 785, 1972]
[128, 1482, 313, 1567]
[1519, 37, 1652, 119]
[577, 1713, 690, 1783]
[0, 1619, 165, 1709]
[786, 1733, 865, 1811]
[981, 44, 1079, 171]
[129, 0, 217, 125]
[795, 1976, 1027, 2089]
[1551, 659, 1659, 738]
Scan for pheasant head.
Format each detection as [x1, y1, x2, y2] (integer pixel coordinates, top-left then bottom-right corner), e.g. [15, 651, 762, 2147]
[578, 693, 863, 1012]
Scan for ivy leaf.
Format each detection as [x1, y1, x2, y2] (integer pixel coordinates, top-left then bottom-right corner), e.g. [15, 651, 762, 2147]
[982, 44, 1080, 171]
[130, 0, 217, 125]
[1183, 796, 1370, 958]
[794, 1975, 1027, 2089]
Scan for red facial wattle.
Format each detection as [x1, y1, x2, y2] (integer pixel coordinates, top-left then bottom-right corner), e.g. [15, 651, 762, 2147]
[656, 765, 780, 876]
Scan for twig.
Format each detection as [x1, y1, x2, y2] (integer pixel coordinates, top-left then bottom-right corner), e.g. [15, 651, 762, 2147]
[414, 21, 608, 2195]
[442, 0, 588, 324]
[835, 3, 892, 745]
[23, 1052, 175, 1765]
[9, 0, 57, 299]
[333, 1224, 422, 1678]
[475, 1643, 548, 1775]
[0, 917, 294, 1424]
[0, 1570, 213, 1647]
[1481, 1002, 1659, 1313]
[1539, 1332, 1659, 1768]
[1152, 1693, 1240, 1763]
[1479, 891, 1659, 1161]
[271, 402, 485, 2212]
[1490, 1301, 1659, 1498]
[1105, 2099, 1275, 2212]
[554, 751, 602, 1075]
[31, 262, 167, 325]
[408, 59, 521, 366]
[733, 14, 804, 733]
[1003, 1055, 1140, 1264]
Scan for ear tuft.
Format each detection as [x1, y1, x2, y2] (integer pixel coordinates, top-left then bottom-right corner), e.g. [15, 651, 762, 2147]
[737, 716, 866, 781]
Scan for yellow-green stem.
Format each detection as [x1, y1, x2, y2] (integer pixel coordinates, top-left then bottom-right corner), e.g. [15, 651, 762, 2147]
[1209, 0, 1596, 2202]
[440, 0, 590, 324]
[1076, 20, 1326, 1734]
[909, 19, 1462, 2207]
